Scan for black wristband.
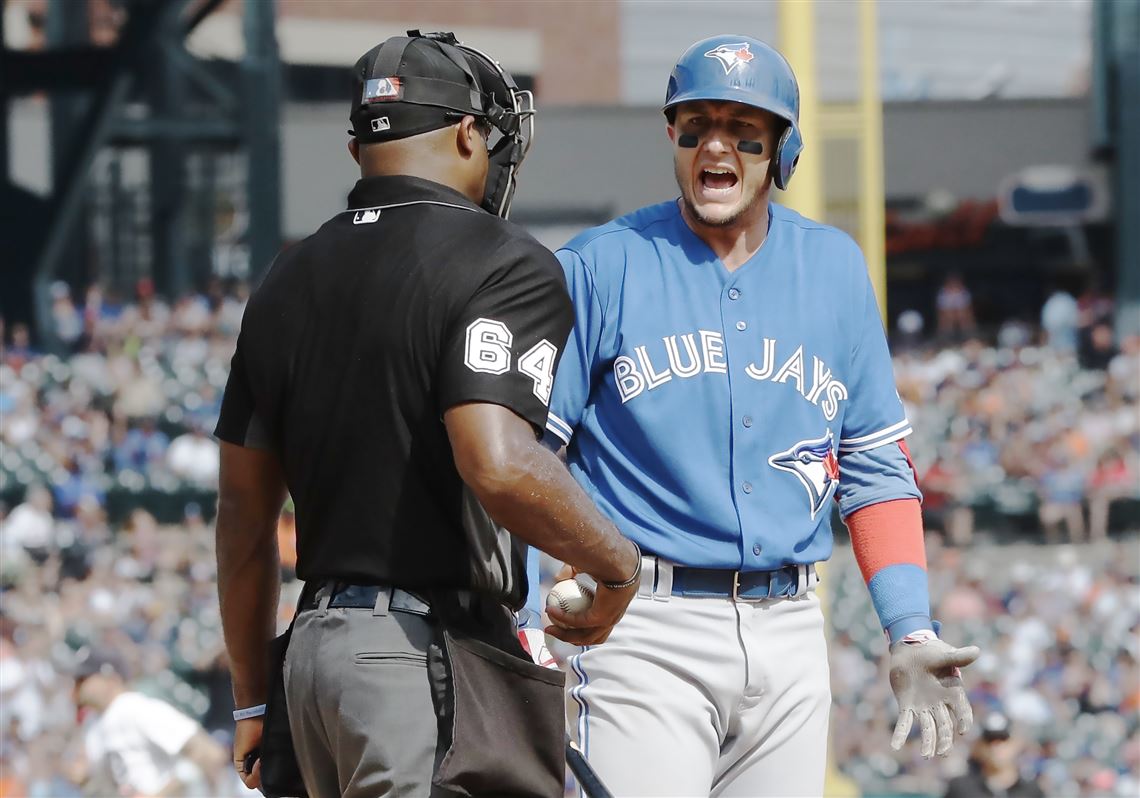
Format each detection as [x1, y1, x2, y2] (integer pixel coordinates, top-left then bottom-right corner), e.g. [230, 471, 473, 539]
[601, 541, 642, 590]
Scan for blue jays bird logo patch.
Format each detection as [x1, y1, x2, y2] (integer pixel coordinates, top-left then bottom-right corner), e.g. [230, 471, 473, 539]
[704, 43, 755, 75]
[768, 431, 840, 519]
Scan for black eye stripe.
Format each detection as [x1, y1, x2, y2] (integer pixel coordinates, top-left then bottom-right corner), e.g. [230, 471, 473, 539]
[676, 134, 763, 156]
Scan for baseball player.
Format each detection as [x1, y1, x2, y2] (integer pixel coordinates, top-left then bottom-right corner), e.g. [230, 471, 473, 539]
[538, 36, 981, 797]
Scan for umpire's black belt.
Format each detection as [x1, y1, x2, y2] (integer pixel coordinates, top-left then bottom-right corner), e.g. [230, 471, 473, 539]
[640, 558, 818, 601]
[299, 581, 432, 615]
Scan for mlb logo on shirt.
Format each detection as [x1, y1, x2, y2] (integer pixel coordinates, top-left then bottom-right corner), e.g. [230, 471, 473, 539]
[353, 209, 381, 225]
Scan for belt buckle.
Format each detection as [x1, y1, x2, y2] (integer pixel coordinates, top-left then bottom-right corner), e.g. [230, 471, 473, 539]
[732, 571, 767, 603]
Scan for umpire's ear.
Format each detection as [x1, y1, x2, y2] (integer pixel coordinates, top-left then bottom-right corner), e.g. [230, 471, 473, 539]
[348, 137, 361, 165]
[455, 115, 485, 159]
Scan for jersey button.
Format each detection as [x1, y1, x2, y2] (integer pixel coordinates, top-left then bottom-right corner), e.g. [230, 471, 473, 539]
[742, 481, 753, 494]
[736, 320, 747, 331]
[742, 415, 753, 428]
[728, 288, 741, 300]
[752, 545, 762, 556]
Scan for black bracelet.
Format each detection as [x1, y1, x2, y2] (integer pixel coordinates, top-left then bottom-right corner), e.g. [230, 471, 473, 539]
[602, 541, 642, 590]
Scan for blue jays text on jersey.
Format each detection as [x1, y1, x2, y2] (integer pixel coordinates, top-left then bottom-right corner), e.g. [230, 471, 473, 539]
[610, 330, 850, 421]
[542, 200, 921, 572]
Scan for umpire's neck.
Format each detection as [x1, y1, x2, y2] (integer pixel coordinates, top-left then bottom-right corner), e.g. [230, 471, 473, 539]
[348, 118, 489, 206]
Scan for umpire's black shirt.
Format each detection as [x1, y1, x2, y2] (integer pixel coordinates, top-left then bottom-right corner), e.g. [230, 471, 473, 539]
[215, 175, 573, 608]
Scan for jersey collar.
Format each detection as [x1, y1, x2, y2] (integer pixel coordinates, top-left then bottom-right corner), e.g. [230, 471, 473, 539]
[673, 199, 779, 279]
[347, 175, 485, 213]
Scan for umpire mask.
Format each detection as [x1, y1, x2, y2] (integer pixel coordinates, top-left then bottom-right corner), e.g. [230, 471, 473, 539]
[350, 31, 535, 219]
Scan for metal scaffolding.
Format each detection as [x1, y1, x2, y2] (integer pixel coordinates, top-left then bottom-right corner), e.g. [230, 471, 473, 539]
[1093, 0, 1140, 337]
[0, 0, 282, 348]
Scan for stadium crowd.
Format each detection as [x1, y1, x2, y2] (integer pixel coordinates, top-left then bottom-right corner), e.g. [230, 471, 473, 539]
[0, 279, 1136, 796]
[828, 538, 1140, 798]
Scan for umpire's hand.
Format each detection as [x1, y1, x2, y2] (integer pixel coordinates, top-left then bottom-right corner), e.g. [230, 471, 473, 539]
[544, 564, 638, 646]
[233, 716, 263, 790]
[889, 630, 980, 758]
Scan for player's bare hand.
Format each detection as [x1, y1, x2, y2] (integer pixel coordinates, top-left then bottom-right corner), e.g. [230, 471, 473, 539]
[233, 717, 263, 790]
[888, 630, 980, 758]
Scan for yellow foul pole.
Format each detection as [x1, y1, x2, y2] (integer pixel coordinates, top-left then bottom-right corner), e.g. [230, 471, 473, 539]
[858, 0, 888, 319]
[778, 0, 823, 221]
[781, 4, 864, 796]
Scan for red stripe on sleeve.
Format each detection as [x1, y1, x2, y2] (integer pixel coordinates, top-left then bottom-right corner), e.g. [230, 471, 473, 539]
[846, 498, 927, 585]
[897, 439, 919, 486]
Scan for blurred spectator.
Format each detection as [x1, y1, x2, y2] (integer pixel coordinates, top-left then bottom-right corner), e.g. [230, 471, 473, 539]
[119, 278, 172, 342]
[1082, 321, 1118, 371]
[1040, 286, 1079, 354]
[0, 484, 54, 562]
[942, 712, 1044, 798]
[4, 322, 37, 370]
[997, 318, 1033, 351]
[216, 281, 249, 337]
[172, 292, 213, 335]
[897, 309, 926, 351]
[119, 509, 163, 581]
[1037, 443, 1088, 543]
[69, 646, 229, 797]
[80, 284, 124, 346]
[112, 359, 166, 420]
[117, 417, 170, 473]
[1077, 277, 1114, 334]
[50, 282, 83, 351]
[55, 496, 107, 582]
[51, 455, 106, 519]
[166, 425, 220, 487]
[921, 455, 976, 546]
[936, 272, 976, 341]
[1087, 447, 1140, 541]
[1107, 335, 1139, 403]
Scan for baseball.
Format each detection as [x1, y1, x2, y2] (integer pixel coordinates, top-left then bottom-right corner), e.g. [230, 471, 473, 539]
[546, 575, 596, 622]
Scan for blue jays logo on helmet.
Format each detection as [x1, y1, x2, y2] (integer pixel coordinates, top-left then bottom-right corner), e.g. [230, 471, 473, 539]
[663, 34, 804, 190]
[704, 42, 755, 75]
[768, 431, 840, 520]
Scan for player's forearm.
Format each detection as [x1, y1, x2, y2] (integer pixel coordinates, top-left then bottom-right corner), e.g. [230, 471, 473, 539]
[469, 440, 638, 585]
[216, 494, 281, 708]
[846, 498, 933, 642]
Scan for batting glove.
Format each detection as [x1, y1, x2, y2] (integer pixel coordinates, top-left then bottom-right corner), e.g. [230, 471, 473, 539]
[888, 629, 980, 758]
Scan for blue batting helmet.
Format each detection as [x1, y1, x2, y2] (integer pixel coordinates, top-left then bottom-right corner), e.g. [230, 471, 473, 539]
[663, 35, 803, 190]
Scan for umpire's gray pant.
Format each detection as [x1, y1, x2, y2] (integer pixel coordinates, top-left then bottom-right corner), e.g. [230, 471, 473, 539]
[283, 587, 459, 798]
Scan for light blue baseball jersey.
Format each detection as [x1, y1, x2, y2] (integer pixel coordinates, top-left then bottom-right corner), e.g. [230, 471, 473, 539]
[542, 200, 921, 572]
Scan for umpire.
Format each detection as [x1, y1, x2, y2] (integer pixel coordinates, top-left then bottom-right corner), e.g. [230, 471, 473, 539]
[214, 32, 640, 798]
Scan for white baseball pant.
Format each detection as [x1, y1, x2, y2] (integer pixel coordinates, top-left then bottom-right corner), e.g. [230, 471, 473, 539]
[565, 562, 831, 797]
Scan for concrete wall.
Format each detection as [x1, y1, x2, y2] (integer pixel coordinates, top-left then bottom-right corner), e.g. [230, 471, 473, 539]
[279, 98, 1092, 239]
[620, 0, 1091, 104]
[7, 97, 1093, 242]
[880, 99, 1092, 200]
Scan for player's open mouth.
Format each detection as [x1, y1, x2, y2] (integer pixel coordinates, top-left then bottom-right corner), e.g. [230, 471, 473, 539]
[699, 168, 738, 196]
